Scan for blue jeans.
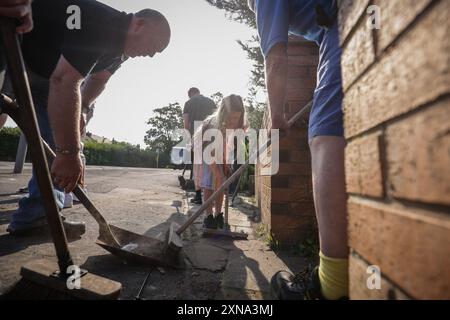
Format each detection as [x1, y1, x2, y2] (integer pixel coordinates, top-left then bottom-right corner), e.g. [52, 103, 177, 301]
[6, 71, 65, 230]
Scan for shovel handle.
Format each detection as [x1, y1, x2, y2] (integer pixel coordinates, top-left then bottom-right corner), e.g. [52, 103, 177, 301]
[0, 18, 73, 272]
[1, 95, 114, 239]
[40, 141, 110, 227]
[176, 101, 313, 235]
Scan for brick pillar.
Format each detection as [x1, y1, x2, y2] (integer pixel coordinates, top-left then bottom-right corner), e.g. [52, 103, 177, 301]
[256, 37, 319, 245]
[339, 0, 450, 299]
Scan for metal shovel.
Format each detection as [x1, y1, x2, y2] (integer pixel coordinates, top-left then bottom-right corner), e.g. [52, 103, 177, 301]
[0, 95, 179, 268]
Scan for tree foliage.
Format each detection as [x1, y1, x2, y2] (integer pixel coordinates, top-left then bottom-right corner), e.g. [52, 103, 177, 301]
[237, 36, 265, 90]
[144, 102, 183, 156]
[84, 140, 167, 168]
[205, 0, 267, 108]
[210, 91, 224, 106]
[0, 126, 166, 168]
[0, 126, 23, 161]
[205, 0, 256, 28]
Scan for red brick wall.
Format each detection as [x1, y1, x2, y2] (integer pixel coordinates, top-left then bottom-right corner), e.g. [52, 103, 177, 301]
[339, 0, 450, 299]
[256, 37, 319, 245]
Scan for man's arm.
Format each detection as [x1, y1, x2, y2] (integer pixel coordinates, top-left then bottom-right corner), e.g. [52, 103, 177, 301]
[183, 101, 190, 131]
[79, 70, 112, 133]
[250, 0, 289, 131]
[265, 43, 289, 131]
[48, 55, 84, 192]
[183, 113, 190, 131]
[81, 70, 111, 112]
[0, 0, 33, 33]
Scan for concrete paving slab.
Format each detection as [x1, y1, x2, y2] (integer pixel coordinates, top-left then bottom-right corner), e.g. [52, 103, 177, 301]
[221, 248, 308, 299]
[183, 243, 228, 272]
[0, 162, 312, 300]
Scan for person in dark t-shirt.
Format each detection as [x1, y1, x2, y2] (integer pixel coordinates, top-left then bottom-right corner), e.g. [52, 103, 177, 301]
[4, 0, 171, 236]
[183, 88, 217, 204]
[183, 88, 217, 136]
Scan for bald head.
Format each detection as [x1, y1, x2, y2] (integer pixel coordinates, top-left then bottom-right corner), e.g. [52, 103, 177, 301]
[124, 9, 171, 58]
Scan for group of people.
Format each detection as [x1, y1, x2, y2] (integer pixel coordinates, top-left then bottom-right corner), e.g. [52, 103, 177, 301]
[1, 0, 348, 300]
[183, 88, 247, 230]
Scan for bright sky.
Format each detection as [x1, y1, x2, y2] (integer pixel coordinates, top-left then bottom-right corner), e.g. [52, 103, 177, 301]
[6, 0, 257, 147]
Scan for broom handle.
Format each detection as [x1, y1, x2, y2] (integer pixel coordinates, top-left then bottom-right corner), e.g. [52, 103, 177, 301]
[0, 19, 74, 272]
[176, 101, 313, 235]
[224, 186, 229, 229]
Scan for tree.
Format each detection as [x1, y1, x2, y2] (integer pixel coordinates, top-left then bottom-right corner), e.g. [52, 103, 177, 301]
[206, 0, 267, 129]
[205, 0, 256, 28]
[144, 102, 183, 157]
[206, 0, 264, 91]
[245, 95, 265, 129]
[237, 36, 265, 90]
[210, 91, 224, 106]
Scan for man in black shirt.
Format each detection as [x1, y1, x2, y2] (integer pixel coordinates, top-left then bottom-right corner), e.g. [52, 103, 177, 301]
[5, 0, 171, 235]
[183, 88, 217, 204]
[183, 88, 217, 136]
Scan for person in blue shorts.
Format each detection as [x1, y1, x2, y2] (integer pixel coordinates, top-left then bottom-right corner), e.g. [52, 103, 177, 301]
[249, 0, 348, 300]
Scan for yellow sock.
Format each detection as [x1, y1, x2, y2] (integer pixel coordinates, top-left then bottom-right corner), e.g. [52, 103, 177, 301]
[318, 251, 349, 300]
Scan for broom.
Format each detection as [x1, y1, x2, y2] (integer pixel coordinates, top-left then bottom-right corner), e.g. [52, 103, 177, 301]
[0, 18, 121, 300]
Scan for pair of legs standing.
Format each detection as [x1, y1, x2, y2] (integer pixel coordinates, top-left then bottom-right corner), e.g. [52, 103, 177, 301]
[272, 23, 349, 300]
[3, 70, 76, 234]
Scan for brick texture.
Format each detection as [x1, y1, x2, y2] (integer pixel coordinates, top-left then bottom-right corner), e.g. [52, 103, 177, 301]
[349, 253, 411, 300]
[348, 197, 450, 300]
[338, 0, 371, 45]
[386, 98, 450, 206]
[341, 13, 375, 91]
[345, 130, 384, 197]
[343, 0, 450, 138]
[256, 37, 318, 245]
[341, 1, 450, 299]
[374, 0, 434, 52]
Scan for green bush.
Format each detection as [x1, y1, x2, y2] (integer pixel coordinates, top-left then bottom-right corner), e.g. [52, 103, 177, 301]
[0, 127, 23, 161]
[83, 140, 168, 168]
[0, 127, 168, 168]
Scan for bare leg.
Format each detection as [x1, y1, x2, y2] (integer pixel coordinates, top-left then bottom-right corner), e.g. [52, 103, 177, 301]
[203, 188, 214, 215]
[310, 136, 348, 259]
[214, 192, 224, 215]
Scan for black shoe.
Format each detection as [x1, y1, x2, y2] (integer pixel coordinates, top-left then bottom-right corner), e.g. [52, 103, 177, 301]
[270, 266, 324, 300]
[190, 197, 203, 205]
[215, 212, 224, 229]
[178, 176, 186, 189]
[203, 214, 217, 229]
[18, 186, 29, 194]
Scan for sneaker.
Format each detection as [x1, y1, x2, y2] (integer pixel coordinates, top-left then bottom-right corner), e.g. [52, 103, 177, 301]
[63, 193, 73, 208]
[214, 212, 224, 229]
[7, 215, 86, 238]
[203, 214, 217, 229]
[18, 186, 29, 194]
[270, 266, 324, 300]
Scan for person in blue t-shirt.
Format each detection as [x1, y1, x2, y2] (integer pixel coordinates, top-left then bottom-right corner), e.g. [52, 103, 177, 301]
[249, 0, 348, 300]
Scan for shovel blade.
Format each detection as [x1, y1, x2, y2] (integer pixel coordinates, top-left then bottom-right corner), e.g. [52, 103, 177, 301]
[95, 225, 180, 268]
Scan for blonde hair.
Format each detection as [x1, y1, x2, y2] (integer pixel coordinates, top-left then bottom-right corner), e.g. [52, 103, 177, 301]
[192, 94, 248, 151]
[203, 94, 248, 131]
